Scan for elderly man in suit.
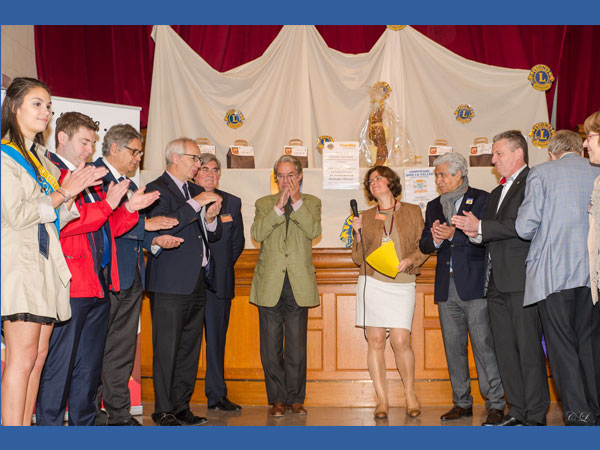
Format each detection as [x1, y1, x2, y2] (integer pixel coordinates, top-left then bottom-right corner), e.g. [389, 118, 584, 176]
[250, 155, 321, 417]
[93, 124, 182, 426]
[145, 137, 222, 426]
[192, 153, 245, 412]
[453, 130, 550, 426]
[515, 130, 600, 426]
[419, 152, 505, 425]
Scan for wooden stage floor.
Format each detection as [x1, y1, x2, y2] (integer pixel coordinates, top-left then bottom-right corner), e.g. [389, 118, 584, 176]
[139, 402, 567, 426]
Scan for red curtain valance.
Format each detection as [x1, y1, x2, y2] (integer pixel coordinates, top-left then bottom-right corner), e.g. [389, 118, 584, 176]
[35, 25, 599, 130]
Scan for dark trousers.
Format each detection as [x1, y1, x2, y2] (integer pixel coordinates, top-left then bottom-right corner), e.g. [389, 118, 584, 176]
[258, 274, 309, 405]
[487, 273, 550, 423]
[95, 269, 142, 423]
[538, 287, 600, 425]
[150, 273, 206, 415]
[37, 289, 110, 426]
[204, 290, 232, 405]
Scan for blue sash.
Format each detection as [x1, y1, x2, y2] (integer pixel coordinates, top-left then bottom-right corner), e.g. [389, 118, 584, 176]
[1, 143, 61, 240]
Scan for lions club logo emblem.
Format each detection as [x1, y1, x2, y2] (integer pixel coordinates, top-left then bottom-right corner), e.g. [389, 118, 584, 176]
[224, 109, 245, 129]
[317, 135, 333, 151]
[454, 104, 475, 124]
[529, 122, 555, 148]
[528, 65, 555, 91]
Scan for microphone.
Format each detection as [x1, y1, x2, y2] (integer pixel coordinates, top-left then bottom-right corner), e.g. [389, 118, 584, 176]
[350, 199, 361, 236]
[350, 199, 359, 217]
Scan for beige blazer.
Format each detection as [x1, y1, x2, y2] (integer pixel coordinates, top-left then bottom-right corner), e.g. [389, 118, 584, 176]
[352, 201, 429, 276]
[249, 193, 321, 308]
[1, 142, 78, 320]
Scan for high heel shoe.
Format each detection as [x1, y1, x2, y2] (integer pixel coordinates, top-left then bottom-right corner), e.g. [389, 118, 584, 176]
[374, 404, 388, 420]
[407, 404, 421, 418]
[406, 395, 422, 418]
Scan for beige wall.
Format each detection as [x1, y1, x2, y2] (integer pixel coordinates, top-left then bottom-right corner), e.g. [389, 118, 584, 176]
[1, 25, 37, 87]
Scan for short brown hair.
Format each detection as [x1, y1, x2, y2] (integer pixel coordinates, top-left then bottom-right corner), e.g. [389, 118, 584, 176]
[55, 111, 99, 148]
[364, 166, 402, 201]
[584, 111, 600, 135]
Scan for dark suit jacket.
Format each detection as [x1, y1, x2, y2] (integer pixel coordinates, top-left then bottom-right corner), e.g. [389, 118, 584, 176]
[481, 167, 530, 293]
[144, 171, 221, 296]
[420, 186, 489, 303]
[93, 158, 154, 290]
[202, 188, 245, 300]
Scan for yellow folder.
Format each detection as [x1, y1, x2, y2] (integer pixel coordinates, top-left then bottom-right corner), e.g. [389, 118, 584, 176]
[365, 241, 400, 278]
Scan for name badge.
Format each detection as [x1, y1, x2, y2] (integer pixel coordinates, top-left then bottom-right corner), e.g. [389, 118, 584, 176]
[220, 213, 233, 223]
[375, 213, 386, 221]
[465, 198, 473, 205]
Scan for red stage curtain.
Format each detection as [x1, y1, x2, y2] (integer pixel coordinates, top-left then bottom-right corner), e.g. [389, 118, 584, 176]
[35, 25, 599, 130]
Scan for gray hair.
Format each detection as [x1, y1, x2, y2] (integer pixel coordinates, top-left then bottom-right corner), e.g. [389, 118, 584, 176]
[102, 124, 142, 156]
[433, 152, 468, 178]
[200, 153, 221, 171]
[273, 154, 303, 177]
[548, 130, 583, 156]
[493, 130, 529, 164]
[165, 137, 195, 166]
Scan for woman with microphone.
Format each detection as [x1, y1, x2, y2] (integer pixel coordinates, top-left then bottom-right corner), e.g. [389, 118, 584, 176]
[351, 166, 428, 420]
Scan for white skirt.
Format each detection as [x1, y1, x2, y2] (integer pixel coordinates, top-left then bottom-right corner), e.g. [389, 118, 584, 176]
[355, 275, 416, 330]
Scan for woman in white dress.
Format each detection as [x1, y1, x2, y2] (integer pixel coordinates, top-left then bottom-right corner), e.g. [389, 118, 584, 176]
[351, 166, 429, 419]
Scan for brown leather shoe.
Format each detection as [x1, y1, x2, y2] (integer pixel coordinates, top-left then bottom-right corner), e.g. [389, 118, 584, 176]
[287, 403, 307, 415]
[270, 402, 286, 417]
[482, 408, 505, 425]
[440, 405, 473, 421]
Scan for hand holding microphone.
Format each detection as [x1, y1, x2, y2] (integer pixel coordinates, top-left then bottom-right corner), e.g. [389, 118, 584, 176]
[350, 199, 362, 242]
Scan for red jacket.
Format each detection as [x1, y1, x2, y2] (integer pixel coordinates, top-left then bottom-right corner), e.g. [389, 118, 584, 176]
[58, 170, 139, 298]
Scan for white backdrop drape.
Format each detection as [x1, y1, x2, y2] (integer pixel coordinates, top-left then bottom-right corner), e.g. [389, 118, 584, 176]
[145, 25, 549, 171]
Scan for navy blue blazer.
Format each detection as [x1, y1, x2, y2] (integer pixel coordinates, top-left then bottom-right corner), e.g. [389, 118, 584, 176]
[419, 186, 489, 303]
[203, 188, 245, 300]
[144, 171, 221, 296]
[93, 158, 154, 290]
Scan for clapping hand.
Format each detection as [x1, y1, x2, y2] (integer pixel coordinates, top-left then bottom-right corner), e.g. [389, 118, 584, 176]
[451, 211, 480, 238]
[61, 162, 108, 197]
[431, 219, 455, 244]
[145, 215, 178, 231]
[126, 185, 160, 212]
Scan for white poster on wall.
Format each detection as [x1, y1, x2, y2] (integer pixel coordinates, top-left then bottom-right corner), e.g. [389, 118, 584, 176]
[322, 141, 360, 189]
[1, 90, 141, 183]
[403, 167, 438, 216]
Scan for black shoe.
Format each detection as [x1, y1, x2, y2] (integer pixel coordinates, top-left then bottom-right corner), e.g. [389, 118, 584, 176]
[523, 419, 546, 426]
[440, 406, 473, 421]
[493, 414, 523, 426]
[208, 397, 242, 412]
[481, 408, 505, 426]
[108, 417, 142, 426]
[94, 410, 108, 426]
[174, 409, 207, 426]
[151, 412, 181, 426]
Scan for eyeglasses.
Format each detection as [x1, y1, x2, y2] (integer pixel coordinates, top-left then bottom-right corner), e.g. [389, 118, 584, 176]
[366, 175, 385, 186]
[181, 154, 201, 163]
[124, 146, 144, 158]
[276, 173, 297, 180]
[586, 133, 599, 141]
[200, 166, 220, 173]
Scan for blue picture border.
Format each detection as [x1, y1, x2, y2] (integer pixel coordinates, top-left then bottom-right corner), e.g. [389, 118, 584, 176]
[1, 0, 599, 448]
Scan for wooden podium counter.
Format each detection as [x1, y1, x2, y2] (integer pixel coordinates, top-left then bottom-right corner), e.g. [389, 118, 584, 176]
[141, 250, 556, 407]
